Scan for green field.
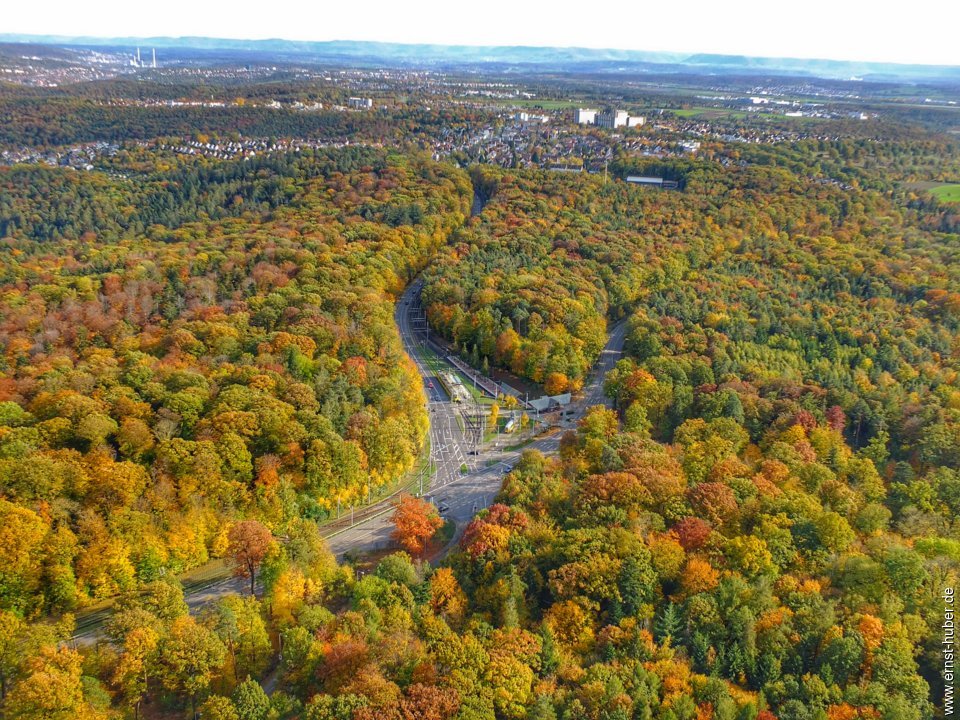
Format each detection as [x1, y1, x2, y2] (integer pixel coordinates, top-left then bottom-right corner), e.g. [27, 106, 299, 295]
[501, 98, 582, 109]
[670, 106, 748, 119]
[930, 183, 960, 203]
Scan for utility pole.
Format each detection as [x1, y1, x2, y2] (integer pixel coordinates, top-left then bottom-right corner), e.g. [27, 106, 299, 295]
[480, 410, 485, 453]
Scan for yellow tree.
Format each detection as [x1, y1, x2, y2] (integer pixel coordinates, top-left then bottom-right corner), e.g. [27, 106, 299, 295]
[429, 568, 467, 625]
[678, 557, 719, 597]
[0, 610, 26, 700]
[0, 500, 48, 615]
[544, 373, 569, 395]
[158, 616, 226, 717]
[489, 403, 500, 429]
[113, 626, 159, 720]
[4, 645, 106, 720]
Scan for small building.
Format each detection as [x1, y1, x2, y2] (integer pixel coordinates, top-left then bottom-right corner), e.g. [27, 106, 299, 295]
[626, 176, 664, 186]
[626, 115, 646, 127]
[626, 176, 680, 190]
[515, 111, 547, 123]
[348, 97, 373, 109]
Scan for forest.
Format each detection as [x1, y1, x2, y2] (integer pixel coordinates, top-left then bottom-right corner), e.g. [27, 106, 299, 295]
[0, 145, 472, 616]
[3, 403, 947, 720]
[423, 154, 960, 463]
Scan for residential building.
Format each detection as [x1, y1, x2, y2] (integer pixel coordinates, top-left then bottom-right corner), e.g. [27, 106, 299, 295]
[596, 109, 629, 128]
[348, 97, 373, 109]
[574, 108, 598, 124]
[516, 111, 548, 124]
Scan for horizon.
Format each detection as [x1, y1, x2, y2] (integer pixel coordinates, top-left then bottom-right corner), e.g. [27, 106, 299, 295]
[5, 0, 960, 67]
[4, 32, 960, 72]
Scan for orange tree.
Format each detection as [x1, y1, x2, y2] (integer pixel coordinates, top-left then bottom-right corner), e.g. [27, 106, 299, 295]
[390, 495, 444, 555]
[226, 520, 274, 596]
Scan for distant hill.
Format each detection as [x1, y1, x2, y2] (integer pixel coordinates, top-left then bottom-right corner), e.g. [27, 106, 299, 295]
[1, 34, 958, 82]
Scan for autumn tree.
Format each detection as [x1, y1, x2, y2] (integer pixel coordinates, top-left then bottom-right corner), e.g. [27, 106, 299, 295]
[212, 595, 271, 681]
[158, 616, 226, 717]
[227, 521, 274, 596]
[429, 567, 467, 624]
[545, 373, 569, 395]
[113, 625, 159, 720]
[3, 645, 106, 720]
[200, 695, 241, 720]
[679, 557, 719, 597]
[672, 517, 713, 552]
[0, 500, 48, 614]
[391, 495, 444, 555]
[398, 683, 460, 720]
[0, 610, 26, 700]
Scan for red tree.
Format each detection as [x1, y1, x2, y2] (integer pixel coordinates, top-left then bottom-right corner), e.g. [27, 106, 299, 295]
[391, 495, 444, 555]
[672, 516, 713, 551]
[826, 405, 846, 432]
[226, 520, 273, 596]
[399, 683, 461, 720]
[686, 482, 739, 526]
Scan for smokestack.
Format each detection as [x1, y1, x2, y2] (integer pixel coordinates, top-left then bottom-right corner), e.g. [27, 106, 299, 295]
[152, 48, 156, 68]
[136, 47, 141, 66]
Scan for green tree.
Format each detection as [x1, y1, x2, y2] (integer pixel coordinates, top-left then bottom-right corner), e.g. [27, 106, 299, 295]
[655, 602, 682, 644]
[158, 616, 226, 716]
[200, 695, 241, 720]
[233, 677, 270, 720]
[211, 595, 271, 681]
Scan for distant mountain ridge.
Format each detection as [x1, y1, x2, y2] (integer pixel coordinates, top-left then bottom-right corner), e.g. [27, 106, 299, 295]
[2, 33, 959, 81]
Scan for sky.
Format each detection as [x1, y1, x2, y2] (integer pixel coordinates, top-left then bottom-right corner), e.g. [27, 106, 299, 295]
[6, 0, 960, 66]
